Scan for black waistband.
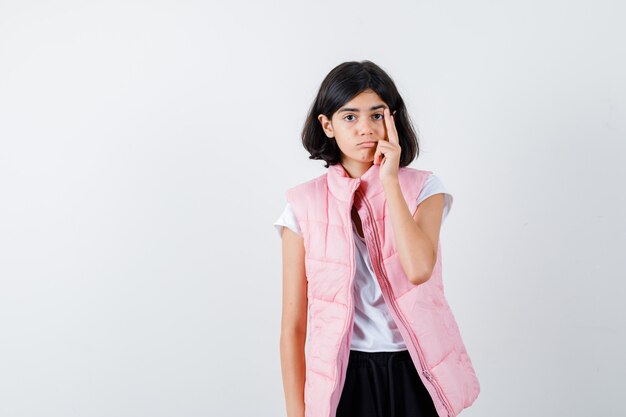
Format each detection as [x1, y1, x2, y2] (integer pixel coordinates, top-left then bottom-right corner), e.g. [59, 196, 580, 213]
[347, 349, 412, 368]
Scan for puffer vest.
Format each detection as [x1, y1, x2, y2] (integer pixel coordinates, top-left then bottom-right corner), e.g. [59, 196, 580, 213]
[285, 162, 480, 417]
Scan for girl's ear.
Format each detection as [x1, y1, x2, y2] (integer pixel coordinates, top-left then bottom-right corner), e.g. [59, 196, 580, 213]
[318, 114, 334, 138]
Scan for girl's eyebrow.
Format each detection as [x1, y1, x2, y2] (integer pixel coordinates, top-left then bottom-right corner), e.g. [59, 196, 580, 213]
[337, 104, 387, 113]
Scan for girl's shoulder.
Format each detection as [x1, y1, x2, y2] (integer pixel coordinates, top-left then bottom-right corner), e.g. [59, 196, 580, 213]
[397, 167, 435, 193]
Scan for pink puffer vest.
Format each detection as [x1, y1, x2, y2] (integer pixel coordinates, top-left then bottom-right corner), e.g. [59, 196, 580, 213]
[285, 162, 480, 417]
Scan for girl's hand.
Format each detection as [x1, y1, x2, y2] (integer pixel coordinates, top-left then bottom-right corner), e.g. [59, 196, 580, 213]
[374, 108, 401, 184]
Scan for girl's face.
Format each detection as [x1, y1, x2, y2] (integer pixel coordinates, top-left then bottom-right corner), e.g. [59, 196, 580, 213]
[318, 89, 390, 166]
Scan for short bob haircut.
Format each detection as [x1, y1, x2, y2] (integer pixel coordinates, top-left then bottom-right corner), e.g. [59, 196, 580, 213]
[302, 60, 420, 168]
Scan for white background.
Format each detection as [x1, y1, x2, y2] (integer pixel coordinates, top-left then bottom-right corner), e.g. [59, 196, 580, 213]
[1, 1, 624, 416]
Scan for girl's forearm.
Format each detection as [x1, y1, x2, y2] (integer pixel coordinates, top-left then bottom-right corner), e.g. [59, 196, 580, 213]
[280, 331, 306, 417]
[382, 178, 435, 285]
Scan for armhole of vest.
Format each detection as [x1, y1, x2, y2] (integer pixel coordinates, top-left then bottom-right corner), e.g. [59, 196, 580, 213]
[417, 170, 433, 193]
[406, 169, 432, 216]
[285, 189, 304, 238]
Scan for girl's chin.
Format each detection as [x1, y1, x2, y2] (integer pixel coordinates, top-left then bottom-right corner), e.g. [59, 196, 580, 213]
[345, 156, 375, 164]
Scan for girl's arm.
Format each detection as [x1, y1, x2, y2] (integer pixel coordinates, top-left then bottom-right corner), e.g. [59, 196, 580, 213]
[382, 179, 445, 285]
[376, 108, 445, 285]
[279, 227, 308, 417]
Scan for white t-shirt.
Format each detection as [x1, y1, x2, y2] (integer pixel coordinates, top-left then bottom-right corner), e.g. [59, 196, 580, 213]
[273, 173, 453, 352]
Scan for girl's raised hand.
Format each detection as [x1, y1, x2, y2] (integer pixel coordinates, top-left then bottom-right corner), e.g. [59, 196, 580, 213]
[374, 108, 401, 183]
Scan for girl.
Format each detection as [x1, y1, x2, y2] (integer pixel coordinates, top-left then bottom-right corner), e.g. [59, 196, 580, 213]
[274, 61, 480, 417]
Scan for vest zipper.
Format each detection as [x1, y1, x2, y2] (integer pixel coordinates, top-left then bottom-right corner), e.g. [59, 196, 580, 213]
[356, 189, 454, 417]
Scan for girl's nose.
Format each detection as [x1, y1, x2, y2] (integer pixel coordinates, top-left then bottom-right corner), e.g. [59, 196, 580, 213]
[357, 118, 376, 135]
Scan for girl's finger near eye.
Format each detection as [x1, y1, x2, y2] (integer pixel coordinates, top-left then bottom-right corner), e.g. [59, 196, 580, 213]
[386, 111, 398, 144]
[384, 108, 392, 140]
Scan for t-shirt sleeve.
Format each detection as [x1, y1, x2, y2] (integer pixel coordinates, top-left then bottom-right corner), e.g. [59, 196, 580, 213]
[416, 173, 453, 224]
[273, 202, 302, 238]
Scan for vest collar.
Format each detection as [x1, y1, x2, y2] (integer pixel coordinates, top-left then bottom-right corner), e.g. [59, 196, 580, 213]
[327, 162, 384, 202]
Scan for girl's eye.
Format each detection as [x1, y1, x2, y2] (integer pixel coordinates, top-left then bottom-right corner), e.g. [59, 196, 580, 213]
[344, 114, 384, 122]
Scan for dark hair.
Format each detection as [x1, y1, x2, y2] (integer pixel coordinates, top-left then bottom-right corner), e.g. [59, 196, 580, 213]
[301, 60, 420, 168]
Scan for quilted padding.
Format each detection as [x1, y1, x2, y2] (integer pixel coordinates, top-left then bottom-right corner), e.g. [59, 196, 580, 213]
[286, 163, 480, 417]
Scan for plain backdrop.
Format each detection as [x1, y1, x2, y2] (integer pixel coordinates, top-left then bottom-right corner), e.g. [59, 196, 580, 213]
[1, 1, 625, 416]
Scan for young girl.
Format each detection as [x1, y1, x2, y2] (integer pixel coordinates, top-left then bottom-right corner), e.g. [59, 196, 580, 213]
[274, 61, 480, 417]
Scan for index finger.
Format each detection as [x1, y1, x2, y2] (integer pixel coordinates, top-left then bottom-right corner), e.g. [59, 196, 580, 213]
[384, 107, 399, 144]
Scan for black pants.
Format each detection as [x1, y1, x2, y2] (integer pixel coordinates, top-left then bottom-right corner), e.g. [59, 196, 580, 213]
[336, 349, 439, 417]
